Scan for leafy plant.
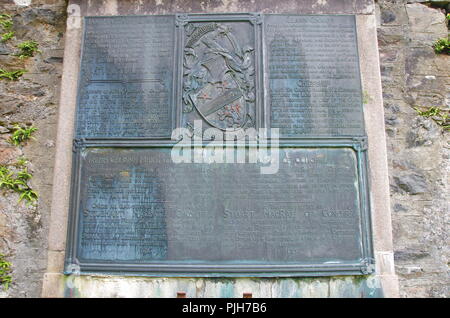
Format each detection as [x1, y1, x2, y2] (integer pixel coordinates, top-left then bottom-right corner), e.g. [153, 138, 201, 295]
[16, 40, 40, 59]
[0, 254, 12, 290]
[14, 156, 28, 167]
[414, 106, 441, 117]
[1, 31, 14, 42]
[0, 14, 13, 30]
[18, 189, 38, 204]
[414, 106, 450, 131]
[17, 167, 32, 182]
[0, 166, 16, 189]
[433, 38, 450, 55]
[0, 165, 38, 205]
[9, 124, 37, 146]
[0, 68, 26, 81]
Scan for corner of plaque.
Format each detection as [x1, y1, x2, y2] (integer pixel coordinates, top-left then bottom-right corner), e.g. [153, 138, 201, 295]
[72, 138, 86, 153]
[352, 137, 368, 152]
[175, 13, 189, 27]
[249, 13, 263, 25]
[360, 257, 376, 275]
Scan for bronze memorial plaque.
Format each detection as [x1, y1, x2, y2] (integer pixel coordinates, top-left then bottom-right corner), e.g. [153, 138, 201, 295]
[66, 14, 374, 276]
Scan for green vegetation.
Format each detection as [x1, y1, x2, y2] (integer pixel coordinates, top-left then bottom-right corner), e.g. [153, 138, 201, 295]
[433, 38, 450, 55]
[0, 13, 14, 44]
[16, 40, 40, 59]
[9, 125, 37, 146]
[0, 13, 40, 212]
[0, 166, 15, 189]
[1, 31, 14, 42]
[14, 156, 28, 167]
[415, 106, 441, 117]
[0, 165, 38, 205]
[0, 254, 12, 290]
[414, 106, 450, 131]
[18, 187, 38, 204]
[362, 91, 372, 105]
[0, 68, 26, 81]
[0, 14, 13, 30]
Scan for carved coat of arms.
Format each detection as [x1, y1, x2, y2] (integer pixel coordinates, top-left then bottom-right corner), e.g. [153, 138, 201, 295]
[183, 22, 255, 132]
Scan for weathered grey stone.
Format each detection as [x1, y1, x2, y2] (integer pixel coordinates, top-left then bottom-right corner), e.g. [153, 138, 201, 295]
[0, 0, 65, 297]
[379, 4, 448, 300]
[406, 3, 448, 45]
[385, 114, 400, 126]
[407, 0, 450, 6]
[393, 173, 429, 194]
[406, 117, 443, 147]
[405, 47, 437, 76]
[395, 249, 430, 261]
[0, 43, 13, 55]
[381, 10, 397, 24]
[393, 203, 408, 212]
[17, 7, 65, 26]
[378, 28, 407, 45]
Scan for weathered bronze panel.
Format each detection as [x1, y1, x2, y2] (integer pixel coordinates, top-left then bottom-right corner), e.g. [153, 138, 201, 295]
[70, 146, 369, 274]
[75, 16, 176, 138]
[264, 15, 364, 137]
[181, 20, 257, 133]
[66, 14, 374, 276]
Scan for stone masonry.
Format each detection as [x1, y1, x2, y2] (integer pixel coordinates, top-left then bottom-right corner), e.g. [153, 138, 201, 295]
[0, 0, 66, 297]
[376, 0, 449, 297]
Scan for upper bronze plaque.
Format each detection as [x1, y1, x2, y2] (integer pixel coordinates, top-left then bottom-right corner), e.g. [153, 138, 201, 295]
[264, 15, 364, 137]
[75, 16, 176, 138]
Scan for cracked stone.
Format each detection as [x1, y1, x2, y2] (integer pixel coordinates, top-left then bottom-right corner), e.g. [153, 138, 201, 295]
[393, 173, 429, 194]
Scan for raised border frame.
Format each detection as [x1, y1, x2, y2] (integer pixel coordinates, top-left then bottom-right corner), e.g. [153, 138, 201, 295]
[64, 137, 374, 277]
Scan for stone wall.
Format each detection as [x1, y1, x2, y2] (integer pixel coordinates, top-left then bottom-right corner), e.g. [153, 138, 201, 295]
[0, 0, 447, 297]
[376, 0, 449, 297]
[0, 0, 66, 297]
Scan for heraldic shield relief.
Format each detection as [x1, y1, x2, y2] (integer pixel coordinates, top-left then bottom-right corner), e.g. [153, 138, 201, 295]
[182, 21, 256, 133]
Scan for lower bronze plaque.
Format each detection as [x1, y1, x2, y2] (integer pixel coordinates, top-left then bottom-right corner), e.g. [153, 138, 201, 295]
[66, 143, 373, 275]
